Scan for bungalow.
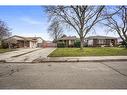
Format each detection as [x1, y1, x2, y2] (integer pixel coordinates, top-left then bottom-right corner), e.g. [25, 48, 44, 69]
[57, 36, 77, 47]
[84, 36, 118, 47]
[4, 35, 44, 48]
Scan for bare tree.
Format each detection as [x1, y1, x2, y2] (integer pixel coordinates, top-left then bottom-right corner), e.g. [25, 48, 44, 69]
[103, 6, 127, 47]
[48, 20, 63, 43]
[0, 20, 11, 40]
[61, 34, 67, 38]
[46, 6, 105, 50]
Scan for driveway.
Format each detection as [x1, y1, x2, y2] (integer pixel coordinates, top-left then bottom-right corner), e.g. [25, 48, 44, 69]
[0, 48, 56, 62]
[0, 61, 127, 89]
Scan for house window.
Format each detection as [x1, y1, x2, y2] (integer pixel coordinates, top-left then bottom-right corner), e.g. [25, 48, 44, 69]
[99, 39, 104, 44]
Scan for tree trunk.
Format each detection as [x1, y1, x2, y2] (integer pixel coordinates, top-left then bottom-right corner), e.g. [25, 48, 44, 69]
[124, 42, 127, 48]
[124, 38, 127, 48]
[8, 42, 11, 49]
[80, 36, 84, 50]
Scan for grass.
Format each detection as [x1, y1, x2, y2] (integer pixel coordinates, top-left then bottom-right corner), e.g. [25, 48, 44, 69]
[0, 48, 16, 53]
[48, 47, 127, 57]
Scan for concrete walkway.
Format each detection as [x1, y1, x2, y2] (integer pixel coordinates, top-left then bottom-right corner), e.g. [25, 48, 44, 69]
[43, 56, 127, 62]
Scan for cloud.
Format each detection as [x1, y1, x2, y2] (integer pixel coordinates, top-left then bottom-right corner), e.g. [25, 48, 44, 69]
[20, 17, 42, 25]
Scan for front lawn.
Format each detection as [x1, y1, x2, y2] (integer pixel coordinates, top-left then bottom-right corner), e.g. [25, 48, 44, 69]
[0, 48, 16, 53]
[48, 47, 127, 57]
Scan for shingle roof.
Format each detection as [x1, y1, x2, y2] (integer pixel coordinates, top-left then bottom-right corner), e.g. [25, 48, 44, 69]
[23, 37, 41, 41]
[4, 35, 43, 41]
[58, 36, 77, 40]
[85, 36, 117, 40]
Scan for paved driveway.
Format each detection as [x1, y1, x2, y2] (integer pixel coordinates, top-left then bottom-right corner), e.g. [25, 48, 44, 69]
[0, 48, 56, 62]
[0, 61, 127, 89]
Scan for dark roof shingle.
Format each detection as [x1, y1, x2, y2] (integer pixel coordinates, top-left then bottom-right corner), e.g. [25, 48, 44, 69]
[58, 36, 77, 40]
[85, 36, 117, 40]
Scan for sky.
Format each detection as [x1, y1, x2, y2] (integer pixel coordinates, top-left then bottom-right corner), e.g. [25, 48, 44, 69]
[0, 6, 119, 41]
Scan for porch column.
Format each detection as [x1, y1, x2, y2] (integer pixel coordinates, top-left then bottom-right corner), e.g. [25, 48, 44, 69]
[29, 41, 32, 48]
[24, 40, 25, 48]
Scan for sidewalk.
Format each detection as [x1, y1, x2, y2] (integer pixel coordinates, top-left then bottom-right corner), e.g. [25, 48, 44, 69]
[40, 56, 127, 62]
[1, 55, 127, 63]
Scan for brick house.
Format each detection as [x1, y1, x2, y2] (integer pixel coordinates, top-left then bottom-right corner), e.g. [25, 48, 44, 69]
[4, 35, 44, 48]
[84, 36, 118, 47]
[57, 36, 77, 47]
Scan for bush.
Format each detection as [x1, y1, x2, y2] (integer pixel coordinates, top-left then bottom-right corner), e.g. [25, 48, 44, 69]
[1, 41, 8, 49]
[0, 45, 2, 49]
[57, 42, 65, 48]
[84, 43, 88, 47]
[68, 44, 74, 48]
[74, 40, 80, 48]
[118, 41, 127, 48]
[0, 40, 2, 48]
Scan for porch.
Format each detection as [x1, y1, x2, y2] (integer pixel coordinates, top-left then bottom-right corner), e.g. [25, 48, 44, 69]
[93, 39, 117, 47]
[58, 40, 75, 47]
[9, 40, 37, 48]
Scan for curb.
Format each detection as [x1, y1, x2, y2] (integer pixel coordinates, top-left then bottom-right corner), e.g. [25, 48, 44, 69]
[38, 59, 127, 62]
[0, 59, 127, 63]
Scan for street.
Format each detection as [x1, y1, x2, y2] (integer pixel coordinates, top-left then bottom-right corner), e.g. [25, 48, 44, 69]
[0, 61, 127, 89]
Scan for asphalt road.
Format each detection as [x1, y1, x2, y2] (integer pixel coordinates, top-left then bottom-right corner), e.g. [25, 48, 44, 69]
[0, 61, 127, 89]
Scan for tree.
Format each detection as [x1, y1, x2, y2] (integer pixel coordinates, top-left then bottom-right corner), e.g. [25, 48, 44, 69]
[103, 6, 127, 48]
[61, 34, 67, 38]
[46, 6, 105, 50]
[48, 20, 63, 43]
[0, 20, 11, 40]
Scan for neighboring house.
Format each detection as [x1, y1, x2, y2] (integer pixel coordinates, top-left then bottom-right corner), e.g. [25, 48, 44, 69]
[4, 35, 44, 48]
[85, 36, 118, 47]
[57, 36, 77, 47]
[117, 36, 127, 45]
[117, 37, 123, 44]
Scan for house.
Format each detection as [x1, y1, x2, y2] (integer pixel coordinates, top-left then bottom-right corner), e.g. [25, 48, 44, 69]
[84, 36, 118, 47]
[4, 35, 44, 48]
[117, 37, 122, 44]
[57, 36, 77, 47]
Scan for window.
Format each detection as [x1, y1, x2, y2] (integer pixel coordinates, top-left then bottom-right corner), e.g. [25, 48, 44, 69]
[99, 39, 104, 44]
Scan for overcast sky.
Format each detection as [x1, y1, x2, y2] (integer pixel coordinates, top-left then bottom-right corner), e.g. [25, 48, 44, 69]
[0, 6, 119, 41]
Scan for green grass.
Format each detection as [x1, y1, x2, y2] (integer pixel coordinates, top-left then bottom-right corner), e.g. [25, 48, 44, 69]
[48, 47, 127, 57]
[0, 48, 16, 53]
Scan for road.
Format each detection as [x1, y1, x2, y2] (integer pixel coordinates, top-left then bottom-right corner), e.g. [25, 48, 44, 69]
[0, 61, 127, 89]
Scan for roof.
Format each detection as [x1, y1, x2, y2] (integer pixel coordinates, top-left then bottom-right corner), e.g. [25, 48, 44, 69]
[85, 36, 117, 40]
[23, 37, 43, 41]
[58, 36, 77, 40]
[4, 35, 44, 41]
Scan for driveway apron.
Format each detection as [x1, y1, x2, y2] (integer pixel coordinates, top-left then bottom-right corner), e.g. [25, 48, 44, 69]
[0, 48, 56, 62]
